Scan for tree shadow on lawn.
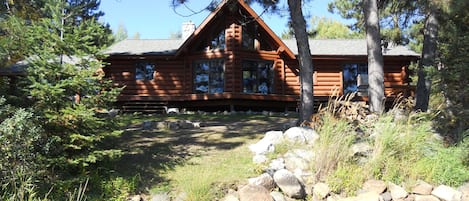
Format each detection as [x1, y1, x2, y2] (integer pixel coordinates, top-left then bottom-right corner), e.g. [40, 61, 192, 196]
[109, 114, 295, 193]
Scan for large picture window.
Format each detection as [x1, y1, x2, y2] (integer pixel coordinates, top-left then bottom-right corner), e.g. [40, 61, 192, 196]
[194, 59, 224, 93]
[242, 60, 274, 94]
[343, 63, 368, 94]
[135, 62, 155, 80]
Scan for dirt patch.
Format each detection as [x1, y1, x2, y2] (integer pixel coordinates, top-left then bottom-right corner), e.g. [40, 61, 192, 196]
[111, 114, 296, 191]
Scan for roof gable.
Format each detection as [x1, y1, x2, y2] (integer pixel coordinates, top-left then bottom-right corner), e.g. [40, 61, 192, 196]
[175, 0, 295, 58]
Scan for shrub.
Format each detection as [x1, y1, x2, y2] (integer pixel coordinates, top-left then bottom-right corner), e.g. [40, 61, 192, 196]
[0, 98, 46, 200]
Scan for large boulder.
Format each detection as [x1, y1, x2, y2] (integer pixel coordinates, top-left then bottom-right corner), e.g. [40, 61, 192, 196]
[238, 184, 273, 201]
[412, 180, 434, 195]
[432, 185, 462, 201]
[263, 131, 284, 144]
[389, 182, 408, 200]
[363, 179, 387, 194]
[273, 169, 306, 199]
[283, 127, 319, 144]
[248, 173, 276, 191]
[249, 139, 275, 155]
[459, 183, 469, 201]
[313, 182, 331, 200]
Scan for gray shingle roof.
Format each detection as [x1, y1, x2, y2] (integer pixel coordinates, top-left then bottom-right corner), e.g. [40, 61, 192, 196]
[105, 38, 419, 57]
[104, 39, 184, 55]
[282, 39, 420, 56]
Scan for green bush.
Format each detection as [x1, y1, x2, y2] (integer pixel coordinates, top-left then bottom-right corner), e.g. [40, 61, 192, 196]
[0, 98, 46, 200]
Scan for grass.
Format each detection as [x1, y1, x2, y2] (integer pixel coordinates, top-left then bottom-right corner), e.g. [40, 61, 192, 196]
[156, 145, 258, 201]
[112, 112, 294, 200]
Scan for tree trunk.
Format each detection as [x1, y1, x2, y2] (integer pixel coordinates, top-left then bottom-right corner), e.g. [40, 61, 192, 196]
[364, 0, 385, 114]
[287, 0, 314, 123]
[415, 6, 438, 112]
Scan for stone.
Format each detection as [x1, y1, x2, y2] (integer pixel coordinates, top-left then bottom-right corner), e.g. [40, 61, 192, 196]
[253, 154, 268, 164]
[313, 182, 331, 200]
[129, 195, 143, 201]
[248, 173, 276, 191]
[432, 185, 462, 201]
[363, 179, 387, 194]
[239, 184, 273, 201]
[151, 193, 170, 201]
[142, 121, 156, 130]
[415, 195, 440, 201]
[412, 180, 433, 195]
[380, 191, 392, 201]
[283, 127, 319, 144]
[357, 191, 381, 201]
[284, 154, 310, 171]
[351, 142, 372, 156]
[264, 131, 285, 145]
[267, 158, 285, 173]
[293, 169, 314, 187]
[389, 182, 409, 200]
[270, 191, 286, 201]
[222, 192, 240, 201]
[273, 169, 306, 199]
[249, 139, 275, 155]
[458, 183, 469, 201]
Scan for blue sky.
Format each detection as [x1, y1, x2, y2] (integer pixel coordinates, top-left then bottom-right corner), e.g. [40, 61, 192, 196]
[100, 0, 351, 39]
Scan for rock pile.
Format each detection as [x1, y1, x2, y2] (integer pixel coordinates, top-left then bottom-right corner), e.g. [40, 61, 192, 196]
[220, 127, 469, 201]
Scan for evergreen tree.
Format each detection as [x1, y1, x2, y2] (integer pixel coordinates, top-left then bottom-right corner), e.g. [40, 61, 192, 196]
[1, 0, 121, 197]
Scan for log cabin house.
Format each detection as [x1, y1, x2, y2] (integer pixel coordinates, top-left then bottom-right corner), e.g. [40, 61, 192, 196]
[103, 0, 419, 113]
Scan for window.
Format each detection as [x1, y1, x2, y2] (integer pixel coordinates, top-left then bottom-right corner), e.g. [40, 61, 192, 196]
[135, 62, 155, 80]
[196, 30, 226, 51]
[241, 24, 274, 51]
[343, 63, 368, 94]
[210, 30, 225, 50]
[194, 59, 224, 93]
[242, 60, 274, 94]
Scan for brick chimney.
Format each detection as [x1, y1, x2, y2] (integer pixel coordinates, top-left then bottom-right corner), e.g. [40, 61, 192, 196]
[182, 21, 196, 40]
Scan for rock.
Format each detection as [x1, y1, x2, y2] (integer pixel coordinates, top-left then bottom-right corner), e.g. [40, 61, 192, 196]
[270, 191, 286, 201]
[151, 193, 170, 201]
[222, 192, 240, 201]
[412, 181, 433, 195]
[351, 142, 372, 156]
[313, 182, 331, 200]
[273, 169, 306, 199]
[248, 173, 276, 191]
[249, 139, 275, 155]
[415, 195, 440, 201]
[381, 191, 392, 201]
[432, 185, 462, 201]
[284, 154, 310, 171]
[253, 154, 268, 164]
[142, 121, 156, 130]
[129, 195, 143, 201]
[293, 169, 314, 187]
[267, 158, 285, 174]
[363, 179, 387, 194]
[284, 127, 319, 144]
[173, 191, 187, 201]
[458, 183, 469, 201]
[357, 191, 381, 201]
[264, 131, 285, 145]
[238, 184, 273, 201]
[291, 149, 315, 161]
[389, 182, 408, 200]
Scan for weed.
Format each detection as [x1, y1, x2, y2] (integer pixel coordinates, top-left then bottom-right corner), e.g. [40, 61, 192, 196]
[313, 113, 356, 182]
